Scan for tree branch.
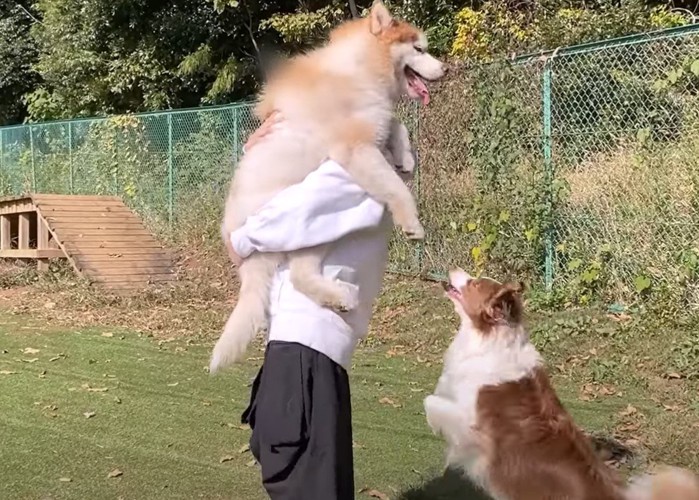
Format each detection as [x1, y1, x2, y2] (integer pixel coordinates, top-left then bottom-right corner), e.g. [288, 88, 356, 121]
[348, 0, 359, 18]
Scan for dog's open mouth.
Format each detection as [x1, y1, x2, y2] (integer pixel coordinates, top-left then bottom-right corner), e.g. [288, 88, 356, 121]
[405, 66, 430, 106]
[441, 281, 461, 300]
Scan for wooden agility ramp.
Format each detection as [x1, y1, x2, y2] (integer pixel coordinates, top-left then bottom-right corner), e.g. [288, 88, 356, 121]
[0, 194, 175, 291]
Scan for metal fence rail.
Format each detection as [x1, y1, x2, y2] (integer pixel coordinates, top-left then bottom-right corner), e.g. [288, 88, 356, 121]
[1, 24, 699, 306]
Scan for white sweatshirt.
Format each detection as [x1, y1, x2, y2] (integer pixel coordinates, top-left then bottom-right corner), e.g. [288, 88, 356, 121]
[230, 160, 392, 369]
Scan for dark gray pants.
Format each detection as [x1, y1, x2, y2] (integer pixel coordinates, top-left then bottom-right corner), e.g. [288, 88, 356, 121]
[242, 341, 354, 500]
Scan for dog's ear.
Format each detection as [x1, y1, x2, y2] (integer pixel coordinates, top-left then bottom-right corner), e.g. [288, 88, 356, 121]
[369, 1, 393, 35]
[483, 282, 524, 325]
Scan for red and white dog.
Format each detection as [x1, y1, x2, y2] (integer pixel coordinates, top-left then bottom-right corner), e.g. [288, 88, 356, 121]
[424, 268, 699, 500]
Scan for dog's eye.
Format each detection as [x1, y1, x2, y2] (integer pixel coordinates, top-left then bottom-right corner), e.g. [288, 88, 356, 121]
[414, 46, 425, 54]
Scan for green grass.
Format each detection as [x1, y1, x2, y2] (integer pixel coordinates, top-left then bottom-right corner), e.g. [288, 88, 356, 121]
[0, 319, 461, 499]
[1, 274, 699, 499]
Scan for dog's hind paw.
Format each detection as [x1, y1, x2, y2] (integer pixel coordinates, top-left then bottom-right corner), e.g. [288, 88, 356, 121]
[328, 281, 360, 312]
[402, 221, 425, 240]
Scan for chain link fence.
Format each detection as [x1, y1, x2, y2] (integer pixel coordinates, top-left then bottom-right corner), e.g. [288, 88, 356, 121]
[414, 23, 699, 306]
[1, 24, 698, 306]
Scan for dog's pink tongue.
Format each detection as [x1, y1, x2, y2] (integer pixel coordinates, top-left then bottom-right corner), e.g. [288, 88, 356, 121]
[409, 74, 430, 106]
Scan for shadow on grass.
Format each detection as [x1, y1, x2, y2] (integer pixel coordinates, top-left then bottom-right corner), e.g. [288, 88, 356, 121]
[397, 468, 492, 500]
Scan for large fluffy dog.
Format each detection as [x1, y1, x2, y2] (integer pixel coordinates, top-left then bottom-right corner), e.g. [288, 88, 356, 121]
[210, 2, 446, 372]
[424, 269, 699, 500]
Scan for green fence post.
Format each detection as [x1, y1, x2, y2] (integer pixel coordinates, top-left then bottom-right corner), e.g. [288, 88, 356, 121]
[167, 113, 174, 229]
[413, 100, 424, 275]
[0, 128, 3, 182]
[29, 125, 36, 192]
[542, 59, 554, 292]
[68, 122, 74, 194]
[232, 106, 239, 167]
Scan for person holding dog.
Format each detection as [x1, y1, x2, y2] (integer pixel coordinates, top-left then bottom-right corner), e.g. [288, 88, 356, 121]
[228, 111, 415, 500]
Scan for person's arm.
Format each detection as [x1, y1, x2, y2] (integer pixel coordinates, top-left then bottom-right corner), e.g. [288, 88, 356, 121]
[230, 160, 386, 259]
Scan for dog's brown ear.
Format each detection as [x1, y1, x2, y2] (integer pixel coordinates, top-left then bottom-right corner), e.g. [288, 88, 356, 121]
[369, 1, 393, 35]
[483, 282, 523, 325]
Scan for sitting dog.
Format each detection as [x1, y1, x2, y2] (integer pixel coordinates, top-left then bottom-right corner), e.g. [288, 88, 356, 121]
[424, 268, 699, 500]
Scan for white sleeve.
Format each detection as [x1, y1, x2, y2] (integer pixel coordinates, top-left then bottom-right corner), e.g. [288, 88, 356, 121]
[230, 160, 386, 258]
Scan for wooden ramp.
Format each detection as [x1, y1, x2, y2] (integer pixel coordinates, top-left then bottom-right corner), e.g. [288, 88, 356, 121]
[0, 194, 175, 291]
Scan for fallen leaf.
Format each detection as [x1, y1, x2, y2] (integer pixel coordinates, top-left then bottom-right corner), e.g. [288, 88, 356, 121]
[82, 384, 109, 393]
[107, 469, 123, 478]
[84, 412, 96, 419]
[22, 348, 40, 354]
[101, 332, 114, 338]
[362, 489, 390, 500]
[238, 443, 250, 454]
[0, 370, 17, 375]
[167, 382, 179, 387]
[246, 458, 257, 467]
[22, 358, 39, 363]
[59, 477, 72, 483]
[219, 456, 234, 463]
[378, 397, 402, 409]
[619, 404, 638, 417]
[665, 372, 683, 379]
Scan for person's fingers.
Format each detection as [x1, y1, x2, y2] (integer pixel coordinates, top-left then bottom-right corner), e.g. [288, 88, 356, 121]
[244, 112, 283, 151]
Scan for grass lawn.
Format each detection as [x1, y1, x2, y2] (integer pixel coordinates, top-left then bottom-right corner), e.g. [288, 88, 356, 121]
[1, 271, 698, 499]
[0, 319, 460, 500]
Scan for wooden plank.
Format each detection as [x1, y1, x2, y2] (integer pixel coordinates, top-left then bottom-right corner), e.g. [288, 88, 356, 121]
[38, 207, 133, 215]
[57, 229, 153, 238]
[80, 263, 175, 273]
[94, 274, 177, 284]
[37, 220, 50, 250]
[0, 249, 65, 259]
[68, 248, 173, 259]
[49, 222, 147, 230]
[66, 235, 161, 243]
[32, 194, 122, 203]
[37, 220, 50, 273]
[38, 206, 133, 216]
[64, 241, 165, 250]
[18, 213, 31, 250]
[87, 267, 175, 277]
[45, 215, 142, 223]
[36, 202, 128, 211]
[77, 256, 174, 265]
[0, 200, 34, 215]
[0, 215, 10, 250]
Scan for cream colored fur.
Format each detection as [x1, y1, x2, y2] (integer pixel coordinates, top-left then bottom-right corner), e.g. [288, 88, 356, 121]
[210, 2, 445, 372]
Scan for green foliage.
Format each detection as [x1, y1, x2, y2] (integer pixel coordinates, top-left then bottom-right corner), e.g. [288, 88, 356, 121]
[450, 0, 690, 63]
[0, 1, 39, 125]
[260, 4, 346, 48]
[22, 0, 304, 121]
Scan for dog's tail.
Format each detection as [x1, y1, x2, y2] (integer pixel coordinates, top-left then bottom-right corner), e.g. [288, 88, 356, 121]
[209, 252, 279, 374]
[626, 466, 699, 500]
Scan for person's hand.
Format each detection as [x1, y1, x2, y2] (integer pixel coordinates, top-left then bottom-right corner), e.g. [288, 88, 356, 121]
[243, 111, 282, 153]
[225, 237, 243, 268]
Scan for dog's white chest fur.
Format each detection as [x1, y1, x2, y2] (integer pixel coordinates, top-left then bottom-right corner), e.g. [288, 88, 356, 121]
[424, 323, 540, 486]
